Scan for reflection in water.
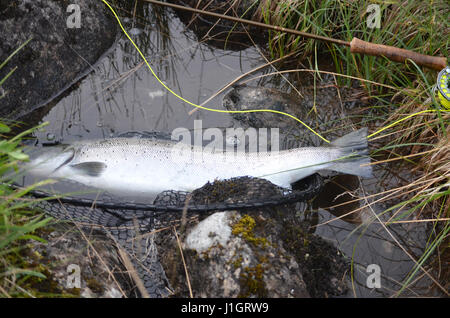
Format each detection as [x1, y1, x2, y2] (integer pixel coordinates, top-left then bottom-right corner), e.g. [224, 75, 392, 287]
[305, 168, 432, 297]
[31, 3, 261, 143]
[19, 2, 434, 297]
[313, 174, 362, 224]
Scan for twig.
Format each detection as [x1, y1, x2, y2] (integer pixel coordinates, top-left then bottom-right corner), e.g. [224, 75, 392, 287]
[116, 245, 150, 298]
[173, 226, 193, 298]
[54, 196, 128, 297]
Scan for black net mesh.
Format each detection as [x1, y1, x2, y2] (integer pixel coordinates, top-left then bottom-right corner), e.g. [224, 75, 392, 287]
[13, 174, 323, 298]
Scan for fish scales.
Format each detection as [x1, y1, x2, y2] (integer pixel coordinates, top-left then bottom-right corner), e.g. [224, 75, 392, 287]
[25, 128, 372, 197]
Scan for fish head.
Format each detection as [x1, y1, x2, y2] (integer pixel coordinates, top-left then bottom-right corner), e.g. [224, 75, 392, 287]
[26, 143, 107, 181]
[25, 145, 76, 178]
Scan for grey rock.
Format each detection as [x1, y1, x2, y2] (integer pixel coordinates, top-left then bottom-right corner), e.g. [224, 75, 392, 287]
[0, 0, 117, 119]
[157, 178, 349, 298]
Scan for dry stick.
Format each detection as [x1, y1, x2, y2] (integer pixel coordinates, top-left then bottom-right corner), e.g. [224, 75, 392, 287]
[369, 118, 444, 141]
[135, 215, 201, 241]
[232, 5, 304, 99]
[359, 184, 448, 296]
[116, 245, 150, 298]
[135, 226, 173, 240]
[71, 216, 151, 298]
[132, 0, 138, 25]
[385, 218, 450, 224]
[173, 226, 193, 298]
[0, 284, 11, 298]
[322, 171, 443, 213]
[361, 148, 440, 167]
[144, 0, 352, 47]
[54, 198, 128, 297]
[317, 182, 418, 218]
[385, 176, 446, 225]
[126, 218, 161, 297]
[4, 278, 35, 298]
[400, 269, 434, 297]
[315, 174, 442, 227]
[239, 69, 399, 91]
[180, 193, 192, 234]
[132, 217, 143, 263]
[188, 51, 297, 115]
[193, 0, 235, 38]
[143, 0, 447, 70]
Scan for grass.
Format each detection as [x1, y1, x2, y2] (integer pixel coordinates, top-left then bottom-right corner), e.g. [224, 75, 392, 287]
[0, 122, 56, 297]
[0, 40, 54, 297]
[252, 0, 449, 295]
[0, 0, 448, 297]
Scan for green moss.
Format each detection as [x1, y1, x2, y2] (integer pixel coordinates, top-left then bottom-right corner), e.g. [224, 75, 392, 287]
[232, 215, 269, 247]
[65, 287, 81, 296]
[86, 277, 104, 294]
[232, 256, 243, 269]
[280, 223, 308, 257]
[19, 264, 79, 297]
[239, 264, 267, 297]
[0, 236, 81, 298]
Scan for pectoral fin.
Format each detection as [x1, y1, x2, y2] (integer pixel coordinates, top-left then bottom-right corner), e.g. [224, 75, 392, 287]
[70, 162, 107, 177]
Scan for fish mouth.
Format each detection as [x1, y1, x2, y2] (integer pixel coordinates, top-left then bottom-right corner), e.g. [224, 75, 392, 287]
[51, 147, 75, 174]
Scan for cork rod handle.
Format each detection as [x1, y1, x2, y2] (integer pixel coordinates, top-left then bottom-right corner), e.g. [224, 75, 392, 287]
[350, 37, 447, 71]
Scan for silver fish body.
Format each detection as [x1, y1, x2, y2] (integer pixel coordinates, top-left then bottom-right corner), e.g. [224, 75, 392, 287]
[25, 128, 372, 197]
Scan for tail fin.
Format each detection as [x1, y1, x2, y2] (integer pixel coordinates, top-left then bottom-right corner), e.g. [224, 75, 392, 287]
[329, 128, 372, 178]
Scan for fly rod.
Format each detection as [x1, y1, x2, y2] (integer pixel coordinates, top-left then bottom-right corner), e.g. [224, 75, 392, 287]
[143, 0, 447, 71]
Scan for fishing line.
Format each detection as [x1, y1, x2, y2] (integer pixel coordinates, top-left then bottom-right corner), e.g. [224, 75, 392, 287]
[101, 0, 331, 143]
[367, 109, 448, 140]
[101, 1, 448, 145]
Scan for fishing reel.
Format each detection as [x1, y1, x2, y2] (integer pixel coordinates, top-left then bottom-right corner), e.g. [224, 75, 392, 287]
[436, 66, 450, 110]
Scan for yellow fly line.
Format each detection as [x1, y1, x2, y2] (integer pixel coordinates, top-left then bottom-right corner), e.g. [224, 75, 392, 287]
[367, 109, 449, 139]
[101, 0, 330, 143]
[101, 0, 448, 144]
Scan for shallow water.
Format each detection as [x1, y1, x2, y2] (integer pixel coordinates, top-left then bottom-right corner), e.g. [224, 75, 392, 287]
[20, 4, 433, 297]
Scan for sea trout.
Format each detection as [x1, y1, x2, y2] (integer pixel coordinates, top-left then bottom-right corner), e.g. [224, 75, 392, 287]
[25, 128, 372, 197]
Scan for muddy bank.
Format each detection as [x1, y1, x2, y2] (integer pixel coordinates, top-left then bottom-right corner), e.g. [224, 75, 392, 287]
[0, 0, 117, 120]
